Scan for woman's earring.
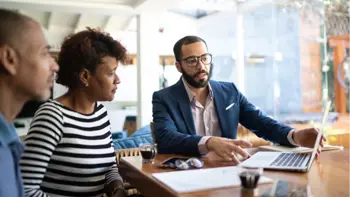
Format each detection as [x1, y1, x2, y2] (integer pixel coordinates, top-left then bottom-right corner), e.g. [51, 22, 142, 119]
[85, 83, 89, 87]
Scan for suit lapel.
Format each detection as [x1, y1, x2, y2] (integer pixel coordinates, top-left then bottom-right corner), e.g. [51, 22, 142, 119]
[210, 81, 229, 137]
[174, 79, 196, 135]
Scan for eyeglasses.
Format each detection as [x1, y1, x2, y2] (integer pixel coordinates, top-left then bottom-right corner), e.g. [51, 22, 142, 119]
[175, 158, 203, 170]
[180, 53, 212, 67]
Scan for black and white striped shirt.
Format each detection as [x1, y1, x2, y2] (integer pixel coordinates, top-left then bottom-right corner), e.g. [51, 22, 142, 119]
[20, 100, 122, 197]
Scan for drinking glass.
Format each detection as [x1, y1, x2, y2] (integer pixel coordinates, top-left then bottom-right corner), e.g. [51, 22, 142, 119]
[139, 143, 157, 164]
[239, 166, 263, 189]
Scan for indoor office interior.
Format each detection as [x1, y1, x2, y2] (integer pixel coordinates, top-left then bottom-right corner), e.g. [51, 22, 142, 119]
[3, 0, 350, 196]
[9, 0, 349, 150]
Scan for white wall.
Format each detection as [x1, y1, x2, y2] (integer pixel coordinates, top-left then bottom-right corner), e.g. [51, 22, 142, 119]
[197, 11, 237, 56]
[116, 12, 198, 55]
[52, 11, 197, 96]
[51, 11, 198, 131]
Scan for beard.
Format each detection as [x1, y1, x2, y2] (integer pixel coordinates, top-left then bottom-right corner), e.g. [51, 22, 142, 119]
[181, 64, 212, 88]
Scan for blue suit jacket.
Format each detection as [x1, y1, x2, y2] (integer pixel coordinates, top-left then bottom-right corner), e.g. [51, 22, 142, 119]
[152, 79, 294, 155]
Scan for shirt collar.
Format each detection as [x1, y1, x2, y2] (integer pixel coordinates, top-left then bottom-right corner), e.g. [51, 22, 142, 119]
[182, 77, 214, 102]
[0, 113, 18, 146]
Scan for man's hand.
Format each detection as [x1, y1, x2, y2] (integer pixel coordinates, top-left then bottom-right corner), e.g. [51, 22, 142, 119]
[292, 128, 326, 159]
[206, 137, 252, 163]
[105, 180, 126, 197]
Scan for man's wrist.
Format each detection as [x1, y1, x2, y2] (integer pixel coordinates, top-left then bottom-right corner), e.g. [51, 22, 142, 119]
[198, 136, 212, 154]
[287, 129, 299, 146]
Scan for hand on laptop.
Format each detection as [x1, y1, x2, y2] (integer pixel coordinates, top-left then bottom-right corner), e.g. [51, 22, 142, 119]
[292, 128, 326, 158]
[206, 137, 252, 163]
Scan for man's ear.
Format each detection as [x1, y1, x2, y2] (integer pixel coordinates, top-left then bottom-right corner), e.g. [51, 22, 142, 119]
[175, 62, 182, 73]
[0, 45, 19, 75]
[79, 69, 91, 87]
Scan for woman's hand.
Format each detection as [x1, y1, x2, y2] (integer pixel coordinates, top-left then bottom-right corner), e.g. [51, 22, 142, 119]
[111, 189, 127, 197]
[105, 180, 127, 197]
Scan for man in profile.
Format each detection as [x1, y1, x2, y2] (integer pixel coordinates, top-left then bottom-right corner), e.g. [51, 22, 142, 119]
[0, 9, 59, 196]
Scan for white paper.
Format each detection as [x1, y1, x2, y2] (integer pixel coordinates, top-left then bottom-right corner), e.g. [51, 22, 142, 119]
[152, 166, 273, 193]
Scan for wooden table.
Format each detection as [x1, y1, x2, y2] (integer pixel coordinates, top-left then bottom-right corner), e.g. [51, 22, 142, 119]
[119, 149, 349, 197]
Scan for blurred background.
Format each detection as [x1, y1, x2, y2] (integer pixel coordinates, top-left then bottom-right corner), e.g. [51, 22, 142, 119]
[3, 0, 348, 143]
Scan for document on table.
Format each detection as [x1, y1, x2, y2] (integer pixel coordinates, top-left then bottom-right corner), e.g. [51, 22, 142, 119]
[152, 166, 273, 193]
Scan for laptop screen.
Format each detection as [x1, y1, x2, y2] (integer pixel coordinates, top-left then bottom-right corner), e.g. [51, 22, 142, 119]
[308, 100, 332, 163]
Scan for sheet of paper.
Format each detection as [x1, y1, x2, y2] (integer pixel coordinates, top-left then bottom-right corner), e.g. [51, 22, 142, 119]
[259, 144, 344, 153]
[152, 166, 273, 193]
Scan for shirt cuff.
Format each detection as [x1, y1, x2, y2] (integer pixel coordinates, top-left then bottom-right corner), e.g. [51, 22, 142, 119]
[198, 136, 212, 154]
[287, 129, 299, 146]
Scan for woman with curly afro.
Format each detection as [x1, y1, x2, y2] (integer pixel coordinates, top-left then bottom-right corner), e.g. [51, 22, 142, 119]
[20, 28, 128, 197]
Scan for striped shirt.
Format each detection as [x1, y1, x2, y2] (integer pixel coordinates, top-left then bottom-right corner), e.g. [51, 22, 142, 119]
[20, 100, 122, 197]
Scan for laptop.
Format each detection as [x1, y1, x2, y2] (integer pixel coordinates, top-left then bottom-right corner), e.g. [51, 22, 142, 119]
[240, 101, 332, 172]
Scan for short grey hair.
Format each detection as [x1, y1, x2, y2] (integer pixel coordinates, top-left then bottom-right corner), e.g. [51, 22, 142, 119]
[0, 9, 35, 48]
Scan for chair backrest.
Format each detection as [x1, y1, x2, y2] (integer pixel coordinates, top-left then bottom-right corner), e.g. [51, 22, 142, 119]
[123, 116, 137, 136]
[150, 122, 156, 144]
[115, 148, 141, 163]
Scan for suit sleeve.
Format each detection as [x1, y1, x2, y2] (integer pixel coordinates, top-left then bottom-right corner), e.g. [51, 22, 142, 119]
[234, 84, 294, 146]
[152, 91, 203, 155]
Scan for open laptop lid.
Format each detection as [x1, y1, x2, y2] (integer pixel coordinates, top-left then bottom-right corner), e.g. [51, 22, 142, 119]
[305, 100, 332, 171]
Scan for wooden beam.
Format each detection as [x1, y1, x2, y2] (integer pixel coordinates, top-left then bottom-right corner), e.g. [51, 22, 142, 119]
[45, 12, 53, 31]
[300, 13, 322, 112]
[134, 0, 181, 12]
[74, 14, 83, 33]
[103, 15, 113, 31]
[329, 34, 350, 41]
[329, 40, 350, 48]
[333, 44, 347, 113]
[0, 0, 135, 15]
[121, 16, 135, 31]
[329, 34, 350, 48]
[131, 0, 147, 8]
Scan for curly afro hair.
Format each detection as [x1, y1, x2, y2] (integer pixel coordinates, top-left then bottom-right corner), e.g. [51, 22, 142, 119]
[56, 27, 128, 89]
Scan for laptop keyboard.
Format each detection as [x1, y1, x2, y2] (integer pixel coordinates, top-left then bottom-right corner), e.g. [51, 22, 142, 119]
[270, 153, 309, 167]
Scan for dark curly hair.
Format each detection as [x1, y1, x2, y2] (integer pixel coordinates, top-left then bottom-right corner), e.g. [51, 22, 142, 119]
[56, 27, 128, 89]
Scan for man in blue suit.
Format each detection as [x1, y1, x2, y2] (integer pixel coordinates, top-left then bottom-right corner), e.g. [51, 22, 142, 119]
[152, 36, 325, 163]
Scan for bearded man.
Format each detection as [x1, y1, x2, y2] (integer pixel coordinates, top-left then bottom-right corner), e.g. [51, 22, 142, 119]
[152, 36, 324, 163]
